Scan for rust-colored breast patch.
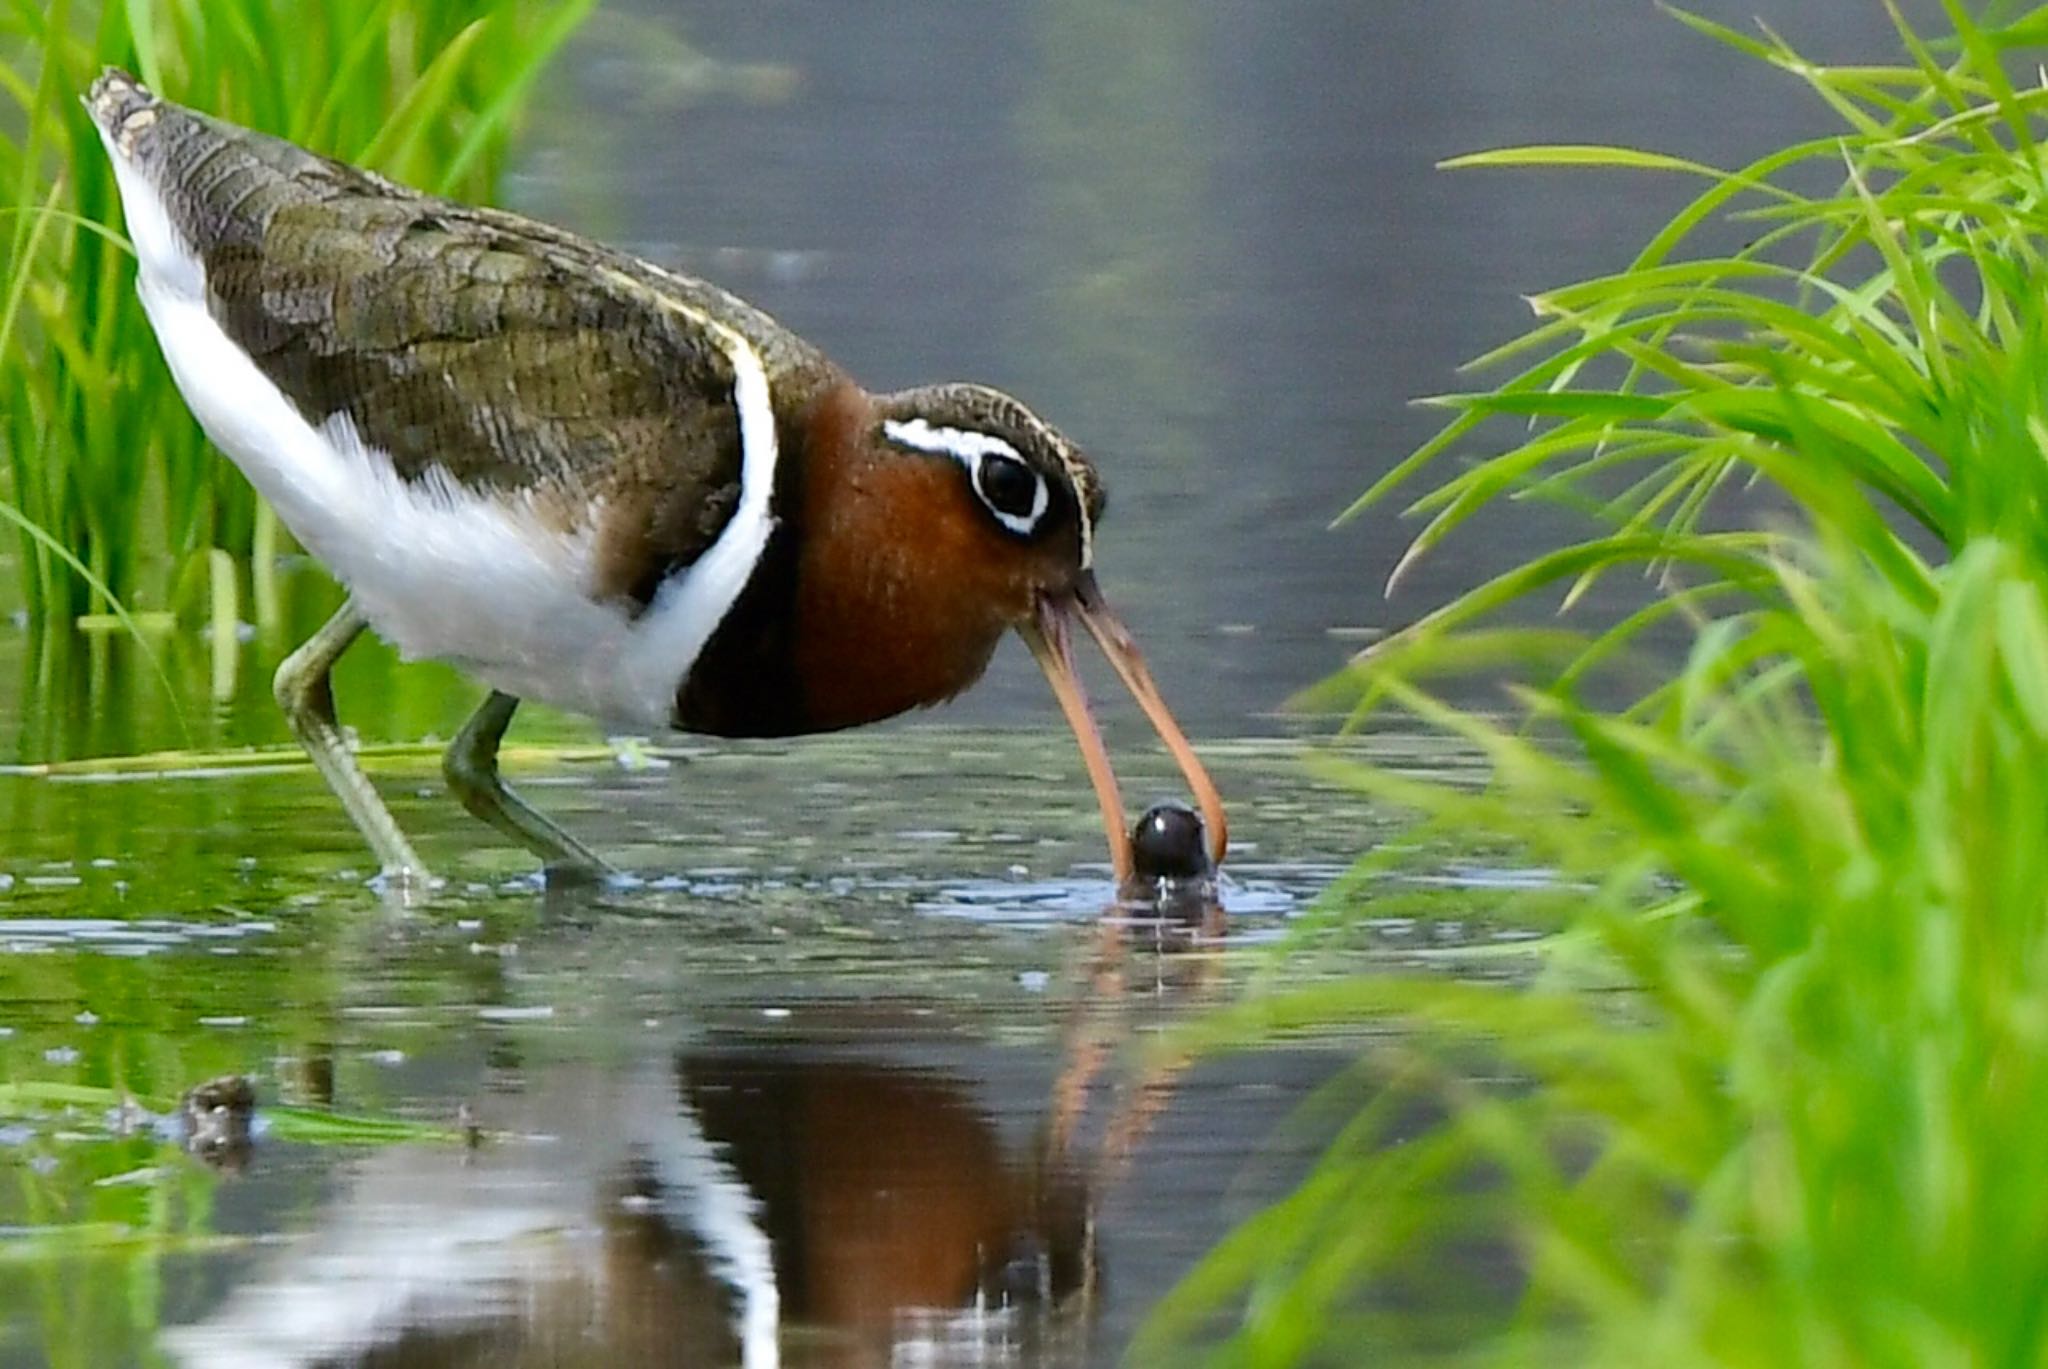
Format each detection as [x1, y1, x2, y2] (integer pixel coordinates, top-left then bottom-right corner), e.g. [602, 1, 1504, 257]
[793, 385, 1031, 732]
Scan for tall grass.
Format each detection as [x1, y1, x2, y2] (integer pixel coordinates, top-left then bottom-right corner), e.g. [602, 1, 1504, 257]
[0, 0, 595, 622]
[1146, 6, 2048, 1364]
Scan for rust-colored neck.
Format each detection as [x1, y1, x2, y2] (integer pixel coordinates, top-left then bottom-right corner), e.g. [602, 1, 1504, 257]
[793, 383, 1029, 732]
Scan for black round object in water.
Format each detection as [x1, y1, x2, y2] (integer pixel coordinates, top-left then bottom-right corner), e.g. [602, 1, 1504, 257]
[1131, 800, 1212, 882]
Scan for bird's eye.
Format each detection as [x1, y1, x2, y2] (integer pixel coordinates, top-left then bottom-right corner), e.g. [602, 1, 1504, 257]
[879, 416, 1050, 536]
[974, 452, 1047, 533]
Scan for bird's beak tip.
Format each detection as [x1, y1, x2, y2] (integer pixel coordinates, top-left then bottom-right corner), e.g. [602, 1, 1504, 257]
[1027, 584, 1228, 879]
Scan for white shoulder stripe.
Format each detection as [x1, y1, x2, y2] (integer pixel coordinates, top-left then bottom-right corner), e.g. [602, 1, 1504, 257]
[608, 271, 782, 725]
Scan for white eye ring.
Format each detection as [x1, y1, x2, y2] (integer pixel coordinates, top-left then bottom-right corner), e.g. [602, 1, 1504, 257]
[883, 417, 1049, 536]
[967, 450, 1048, 535]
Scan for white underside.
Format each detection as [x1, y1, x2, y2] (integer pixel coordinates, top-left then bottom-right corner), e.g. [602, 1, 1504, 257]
[102, 133, 779, 730]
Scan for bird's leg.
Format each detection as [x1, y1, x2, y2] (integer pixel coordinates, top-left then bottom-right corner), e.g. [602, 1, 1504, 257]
[274, 598, 429, 883]
[444, 690, 609, 875]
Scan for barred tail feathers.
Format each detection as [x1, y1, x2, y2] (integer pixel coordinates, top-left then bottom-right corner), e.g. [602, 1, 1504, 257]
[86, 68, 163, 158]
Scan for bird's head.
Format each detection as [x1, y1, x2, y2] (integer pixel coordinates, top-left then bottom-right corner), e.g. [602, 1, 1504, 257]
[865, 383, 1227, 879]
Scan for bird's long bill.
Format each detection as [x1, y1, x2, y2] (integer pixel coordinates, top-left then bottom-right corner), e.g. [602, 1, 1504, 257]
[1020, 576, 1228, 883]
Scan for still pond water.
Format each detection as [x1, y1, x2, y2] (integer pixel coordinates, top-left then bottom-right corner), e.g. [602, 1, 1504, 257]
[2, 3, 1923, 1364]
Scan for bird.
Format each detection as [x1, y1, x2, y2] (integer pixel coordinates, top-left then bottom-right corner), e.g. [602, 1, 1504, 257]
[85, 69, 1226, 885]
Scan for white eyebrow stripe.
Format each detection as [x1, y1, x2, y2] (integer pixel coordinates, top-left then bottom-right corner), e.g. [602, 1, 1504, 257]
[883, 417, 1049, 537]
[882, 417, 1020, 464]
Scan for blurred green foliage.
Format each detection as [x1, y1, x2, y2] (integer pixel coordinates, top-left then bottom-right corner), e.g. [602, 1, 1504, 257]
[0, 0, 594, 624]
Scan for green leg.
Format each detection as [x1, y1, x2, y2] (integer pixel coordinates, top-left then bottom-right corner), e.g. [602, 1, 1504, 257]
[444, 689, 609, 875]
[274, 599, 429, 883]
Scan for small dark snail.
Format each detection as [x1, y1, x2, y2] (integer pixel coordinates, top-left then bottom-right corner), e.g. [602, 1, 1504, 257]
[1130, 800, 1213, 882]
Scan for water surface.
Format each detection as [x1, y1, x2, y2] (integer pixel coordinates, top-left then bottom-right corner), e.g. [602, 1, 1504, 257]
[0, 725, 1409, 1367]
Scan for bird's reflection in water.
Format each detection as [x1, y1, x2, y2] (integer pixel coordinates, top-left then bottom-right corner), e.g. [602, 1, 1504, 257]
[164, 880, 1225, 1369]
[165, 1053, 1095, 1369]
[671, 1056, 1093, 1364]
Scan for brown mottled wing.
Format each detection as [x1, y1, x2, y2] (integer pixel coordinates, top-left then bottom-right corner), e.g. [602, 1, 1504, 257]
[91, 71, 830, 606]
[207, 202, 760, 605]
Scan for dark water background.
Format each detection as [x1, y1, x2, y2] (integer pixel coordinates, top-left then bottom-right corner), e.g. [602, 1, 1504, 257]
[501, 0, 1929, 731]
[0, 5, 1942, 1366]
